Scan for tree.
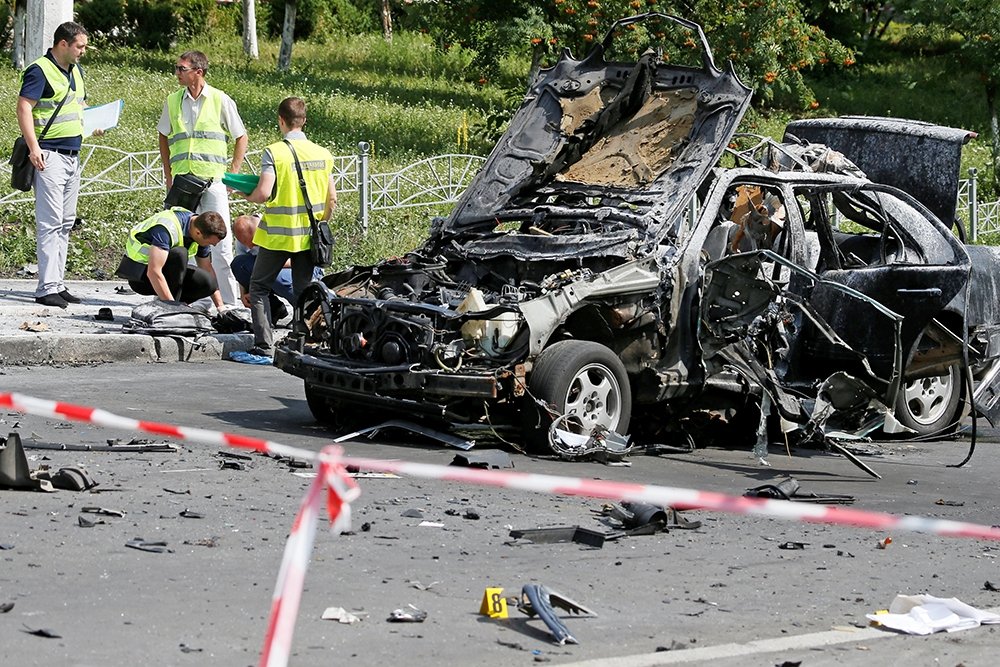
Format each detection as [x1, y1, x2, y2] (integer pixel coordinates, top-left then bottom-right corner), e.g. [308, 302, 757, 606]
[11, 0, 26, 69]
[381, 0, 393, 41]
[243, 0, 260, 59]
[278, 0, 297, 71]
[909, 0, 1000, 188]
[393, 1, 850, 109]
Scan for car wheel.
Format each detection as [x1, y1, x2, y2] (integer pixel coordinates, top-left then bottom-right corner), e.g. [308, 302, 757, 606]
[304, 381, 338, 425]
[893, 363, 962, 437]
[526, 341, 632, 452]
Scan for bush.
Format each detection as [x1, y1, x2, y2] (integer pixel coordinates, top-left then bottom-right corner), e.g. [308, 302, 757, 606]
[76, 0, 228, 50]
[262, 0, 373, 40]
[75, 0, 128, 39]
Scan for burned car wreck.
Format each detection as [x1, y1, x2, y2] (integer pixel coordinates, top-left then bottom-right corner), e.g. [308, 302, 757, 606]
[275, 13, 1000, 456]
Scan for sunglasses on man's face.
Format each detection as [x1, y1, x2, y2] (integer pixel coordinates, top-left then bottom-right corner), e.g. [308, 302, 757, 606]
[175, 65, 195, 72]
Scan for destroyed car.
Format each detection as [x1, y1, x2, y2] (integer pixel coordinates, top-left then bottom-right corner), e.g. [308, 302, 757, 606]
[274, 13, 1000, 453]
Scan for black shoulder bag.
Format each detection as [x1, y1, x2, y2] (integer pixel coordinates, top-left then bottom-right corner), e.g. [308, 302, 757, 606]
[283, 139, 334, 267]
[10, 81, 72, 192]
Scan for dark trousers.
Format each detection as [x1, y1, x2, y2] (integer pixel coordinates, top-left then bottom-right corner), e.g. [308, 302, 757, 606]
[129, 246, 218, 304]
[249, 248, 317, 349]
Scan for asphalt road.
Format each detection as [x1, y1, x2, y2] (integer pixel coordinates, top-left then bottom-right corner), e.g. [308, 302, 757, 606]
[2, 361, 1000, 666]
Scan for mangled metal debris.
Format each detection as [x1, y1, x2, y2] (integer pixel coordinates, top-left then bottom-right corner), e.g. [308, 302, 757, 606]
[333, 420, 474, 450]
[517, 584, 596, 646]
[508, 526, 607, 548]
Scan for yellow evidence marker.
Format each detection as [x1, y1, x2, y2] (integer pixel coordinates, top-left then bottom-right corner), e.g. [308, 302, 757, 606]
[479, 587, 508, 619]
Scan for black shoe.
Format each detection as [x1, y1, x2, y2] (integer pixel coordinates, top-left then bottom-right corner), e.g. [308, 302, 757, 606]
[58, 290, 81, 304]
[269, 298, 289, 326]
[35, 294, 68, 309]
[249, 346, 272, 358]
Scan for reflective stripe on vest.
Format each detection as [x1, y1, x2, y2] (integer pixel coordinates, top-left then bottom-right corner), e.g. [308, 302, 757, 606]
[26, 57, 85, 139]
[124, 208, 199, 265]
[166, 86, 228, 179]
[255, 139, 333, 252]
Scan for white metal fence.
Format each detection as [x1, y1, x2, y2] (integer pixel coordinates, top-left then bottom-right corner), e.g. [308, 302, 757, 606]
[1, 142, 486, 227]
[958, 168, 1000, 241]
[6, 146, 1000, 241]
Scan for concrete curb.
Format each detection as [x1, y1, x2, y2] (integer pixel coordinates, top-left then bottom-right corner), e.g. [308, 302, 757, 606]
[0, 332, 255, 365]
[0, 279, 257, 365]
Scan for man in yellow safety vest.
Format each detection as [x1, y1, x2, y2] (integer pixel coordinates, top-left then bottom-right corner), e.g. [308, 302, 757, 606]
[242, 97, 337, 357]
[115, 208, 228, 310]
[157, 50, 247, 307]
[16, 22, 102, 309]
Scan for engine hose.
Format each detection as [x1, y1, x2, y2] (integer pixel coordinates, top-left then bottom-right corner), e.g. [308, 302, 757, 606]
[433, 346, 462, 371]
[950, 279, 976, 468]
[948, 360, 976, 468]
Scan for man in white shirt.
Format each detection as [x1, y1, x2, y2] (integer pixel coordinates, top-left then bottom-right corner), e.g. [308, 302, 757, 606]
[157, 50, 247, 306]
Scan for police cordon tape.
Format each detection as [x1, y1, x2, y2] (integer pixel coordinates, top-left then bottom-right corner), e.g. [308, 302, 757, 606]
[4, 391, 1000, 667]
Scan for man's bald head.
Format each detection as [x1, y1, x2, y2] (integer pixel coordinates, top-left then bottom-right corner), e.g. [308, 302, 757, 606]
[233, 214, 260, 249]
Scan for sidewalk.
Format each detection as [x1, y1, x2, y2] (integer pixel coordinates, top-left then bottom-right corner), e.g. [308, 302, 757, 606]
[0, 279, 253, 365]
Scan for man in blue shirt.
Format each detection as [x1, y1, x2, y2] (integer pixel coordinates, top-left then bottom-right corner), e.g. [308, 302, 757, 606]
[116, 209, 227, 309]
[16, 22, 102, 309]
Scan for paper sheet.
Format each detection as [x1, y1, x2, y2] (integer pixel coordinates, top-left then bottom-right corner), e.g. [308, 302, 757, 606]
[83, 99, 123, 137]
[867, 594, 1000, 635]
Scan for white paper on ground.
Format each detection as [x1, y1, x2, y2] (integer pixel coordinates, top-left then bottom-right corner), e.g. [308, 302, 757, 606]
[83, 99, 124, 137]
[867, 594, 1000, 635]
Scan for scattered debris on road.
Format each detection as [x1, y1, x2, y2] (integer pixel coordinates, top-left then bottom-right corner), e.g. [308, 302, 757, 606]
[866, 594, 1000, 635]
[518, 584, 595, 646]
[322, 607, 365, 624]
[387, 605, 427, 623]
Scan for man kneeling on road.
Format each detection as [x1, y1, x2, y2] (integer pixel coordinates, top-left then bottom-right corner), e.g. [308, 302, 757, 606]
[115, 208, 227, 310]
[231, 213, 323, 326]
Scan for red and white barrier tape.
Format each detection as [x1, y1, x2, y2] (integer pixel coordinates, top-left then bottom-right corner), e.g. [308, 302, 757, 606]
[260, 450, 358, 667]
[4, 391, 1000, 667]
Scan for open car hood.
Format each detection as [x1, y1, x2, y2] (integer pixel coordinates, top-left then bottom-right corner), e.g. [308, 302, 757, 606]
[444, 13, 752, 234]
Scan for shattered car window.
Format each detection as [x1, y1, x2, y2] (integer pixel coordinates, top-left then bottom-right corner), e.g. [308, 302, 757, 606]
[797, 186, 960, 269]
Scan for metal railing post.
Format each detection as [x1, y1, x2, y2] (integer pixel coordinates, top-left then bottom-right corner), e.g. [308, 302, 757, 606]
[357, 141, 371, 235]
[969, 167, 979, 243]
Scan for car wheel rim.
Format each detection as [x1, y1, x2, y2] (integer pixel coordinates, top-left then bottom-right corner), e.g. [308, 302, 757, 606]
[564, 363, 622, 431]
[902, 372, 955, 426]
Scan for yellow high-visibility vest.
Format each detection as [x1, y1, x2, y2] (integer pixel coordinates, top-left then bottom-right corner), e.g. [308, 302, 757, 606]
[254, 139, 333, 252]
[125, 208, 199, 265]
[25, 57, 85, 139]
[165, 86, 228, 178]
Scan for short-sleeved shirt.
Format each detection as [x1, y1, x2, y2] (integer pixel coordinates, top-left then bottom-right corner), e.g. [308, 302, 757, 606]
[19, 50, 87, 152]
[133, 210, 212, 259]
[259, 130, 306, 175]
[156, 85, 246, 142]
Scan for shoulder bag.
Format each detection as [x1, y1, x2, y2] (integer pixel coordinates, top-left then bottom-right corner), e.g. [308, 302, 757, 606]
[9, 79, 72, 192]
[284, 139, 334, 267]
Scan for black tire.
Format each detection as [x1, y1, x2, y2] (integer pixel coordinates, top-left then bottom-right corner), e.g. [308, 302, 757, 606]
[526, 340, 632, 452]
[304, 381, 338, 425]
[893, 363, 963, 437]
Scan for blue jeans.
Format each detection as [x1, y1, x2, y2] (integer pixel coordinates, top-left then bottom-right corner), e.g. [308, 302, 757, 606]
[230, 253, 321, 303]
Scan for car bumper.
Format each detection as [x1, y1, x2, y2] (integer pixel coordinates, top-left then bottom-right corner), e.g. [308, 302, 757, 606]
[274, 345, 501, 416]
